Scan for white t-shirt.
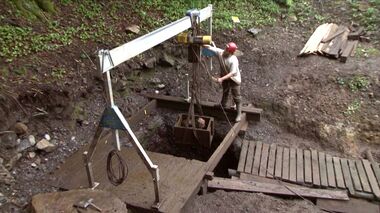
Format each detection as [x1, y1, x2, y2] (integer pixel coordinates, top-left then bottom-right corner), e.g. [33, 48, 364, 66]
[208, 46, 241, 84]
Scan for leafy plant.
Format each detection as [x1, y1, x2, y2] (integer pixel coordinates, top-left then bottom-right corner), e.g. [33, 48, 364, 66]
[348, 76, 370, 92]
[51, 67, 66, 79]
[343, 100, 361, 116]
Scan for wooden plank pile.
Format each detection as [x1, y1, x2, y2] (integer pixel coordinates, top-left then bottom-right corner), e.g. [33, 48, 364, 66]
[299, 23, 366, 63]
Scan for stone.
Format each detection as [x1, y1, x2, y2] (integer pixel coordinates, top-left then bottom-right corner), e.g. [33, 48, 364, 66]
[28, 152, 36, 159]
[288, 14, 298, 22]
[17, 138, 33, 152]
[0, 132, 18, 149]
[31, 189, 126, 213]
[28, 135, 36, 146]
[36, 139, 56, 153]
[247, 27, 262, 36]
[31, 163, 37, 168]
[143, 56, 156, 69]
[150, 77, 162, 85]
[157, 84, 165, 89]
[44, 134, 51, 141]
[0, 163, 15, 185]
[125, 24, 140, 34]
[0, 192, 6, 205]
[159, 53, 176, 67]
[12, 122, 28, 135]
[5, 153, 21, 170]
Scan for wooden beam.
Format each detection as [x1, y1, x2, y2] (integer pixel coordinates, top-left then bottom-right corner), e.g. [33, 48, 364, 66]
[206, 113, 247, 172]
[145, 94, 262, 121]
[208, 177, 349, 200]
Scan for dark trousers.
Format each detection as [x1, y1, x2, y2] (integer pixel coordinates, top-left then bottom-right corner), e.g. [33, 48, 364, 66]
[221, 79, 241, 106]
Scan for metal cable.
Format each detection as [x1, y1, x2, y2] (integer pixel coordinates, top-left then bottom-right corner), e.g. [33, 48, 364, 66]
[107, 149, 128, 186]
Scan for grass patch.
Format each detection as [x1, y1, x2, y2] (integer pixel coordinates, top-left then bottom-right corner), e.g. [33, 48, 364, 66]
[348, 0, 380, 31]
[288, 0, 326, 25]
[356, 44, 380, 57]
[336, 75, 370, 92]
[343, 99, 361, 116]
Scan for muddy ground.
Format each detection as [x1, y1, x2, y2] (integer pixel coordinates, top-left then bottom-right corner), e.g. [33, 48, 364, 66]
[0, 1, 380, 213]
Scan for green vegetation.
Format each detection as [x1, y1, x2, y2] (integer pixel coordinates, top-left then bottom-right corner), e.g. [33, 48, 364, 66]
[336, 75, 370, 92]
[51, 67, 66, 79]
[343, 99, 361, 116]
[356, 44, 380, 57]
[348, 0, 380, 31]
[288, 0, 325, 25]
[133, 0, 280, 30]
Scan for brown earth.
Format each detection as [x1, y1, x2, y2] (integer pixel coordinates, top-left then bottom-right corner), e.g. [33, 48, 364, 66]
[0, 1, 379, 212]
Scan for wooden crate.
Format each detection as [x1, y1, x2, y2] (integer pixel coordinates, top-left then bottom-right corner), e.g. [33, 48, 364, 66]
[173, 113, 214, 148]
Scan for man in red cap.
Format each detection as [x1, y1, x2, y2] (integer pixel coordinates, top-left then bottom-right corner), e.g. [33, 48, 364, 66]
[203, 42, 242, 122]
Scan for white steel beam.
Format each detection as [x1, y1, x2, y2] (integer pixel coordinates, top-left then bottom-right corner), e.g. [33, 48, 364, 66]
[100, 6, 212, 73]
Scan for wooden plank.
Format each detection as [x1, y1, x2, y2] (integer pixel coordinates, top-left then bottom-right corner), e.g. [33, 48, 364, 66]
[333, 157, 345, 189]
[145, 94, 262, 122]
[259, 143, 270, 177]
[371, 162, 380, 188]
[321, 28, 346, 43]
[348, 27, 364, 40]
[274, 146, 283, 179]
[304, 150, 312, 184]
[244, 141, 255, 173]
[311, 150, 320, 187]
[341, 158, 355, 196]
[318, 24, 339, 54]
[326, 154, 336, 188]
[319, 152, 328, 188]
[317, 198, 380, 213]
[299, 23, 334, 56]
[266, 144, 276, 178]
[208, 177, 349, 200]
[206, 114, 247, 172]
[289, 148, 297, 183]
[237, 140, 249, 173]
[350, 40, 358, 57]
[362, 159, 380, 199]
[296, 149, 304, 184]
[322, 26, 349, 58]
[282, 148, 289, 180]
[340, 40, 356, 63]
[252, 141, 263, 176]
[356, 160, 372, 193]
[348, 159, 363, 191]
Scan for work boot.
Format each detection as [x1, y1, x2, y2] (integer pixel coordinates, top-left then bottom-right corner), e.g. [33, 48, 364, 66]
[235, 102, 242, 122]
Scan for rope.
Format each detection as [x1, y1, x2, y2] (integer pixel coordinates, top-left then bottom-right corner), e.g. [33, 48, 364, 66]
[197, 48, 329, 212]
[106, 150, 128, 186]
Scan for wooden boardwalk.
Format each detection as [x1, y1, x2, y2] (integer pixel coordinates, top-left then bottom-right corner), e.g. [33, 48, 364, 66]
[52, 139, 207, 212]
[237, 140, 380, 199]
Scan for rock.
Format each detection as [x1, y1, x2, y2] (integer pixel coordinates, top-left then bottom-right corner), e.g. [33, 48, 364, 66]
[31, 163, 37, 168]
[1, 162, 15, 184]
[143, 56, 156, 69]
[159, 53, 176, 67]
[36, 139, 56, 152]
[0, 132, 18, 149]
[5, 153, 22, 170]
[17, 138, 33, 152]
[44, 134, 51, 141]
[0, 192, 6, 205]
[288, 14, 298, 22]
[31, 189, 126, 213]
[125, 24, 140, 34]
[157, 84, 166, 89]
[28, 152, 36, 159]
[150, 77, 162, 85]
[247, 28, 262, 36]
[12, 122, 28, 135]
[28, 135, 36, 146]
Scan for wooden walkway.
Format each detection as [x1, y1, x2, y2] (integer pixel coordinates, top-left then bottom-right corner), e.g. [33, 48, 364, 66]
[237, 141, 380, 199]
[52, 139, 207, 213]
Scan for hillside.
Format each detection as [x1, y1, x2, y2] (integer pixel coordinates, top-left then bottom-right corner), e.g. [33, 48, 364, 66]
[0, 0, 379, 212]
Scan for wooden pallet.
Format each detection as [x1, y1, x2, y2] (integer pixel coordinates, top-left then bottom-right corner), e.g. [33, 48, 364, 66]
[237, 140, 380, 200]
